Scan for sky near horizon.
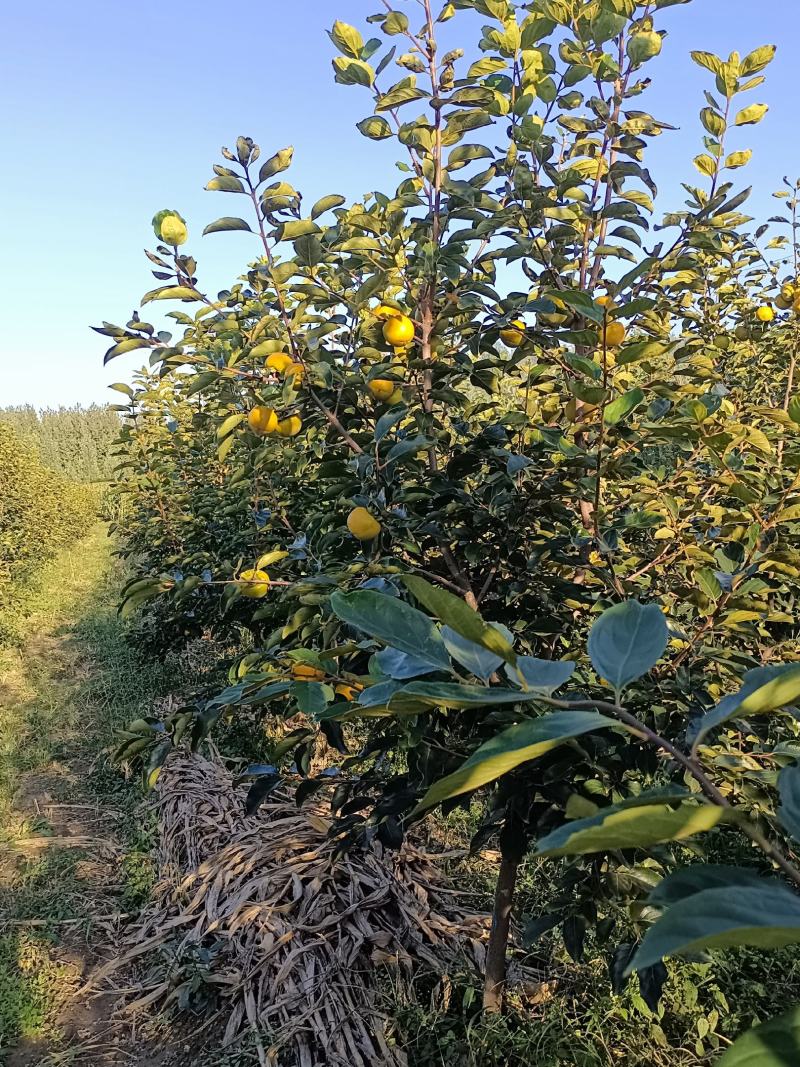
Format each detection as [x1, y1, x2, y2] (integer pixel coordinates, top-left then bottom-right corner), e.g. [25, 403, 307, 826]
[2, 0, 799, 409]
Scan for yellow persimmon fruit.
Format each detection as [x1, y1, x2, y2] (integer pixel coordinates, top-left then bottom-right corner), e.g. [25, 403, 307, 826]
[159, 214, 188, 246]
[368, 379, 395, 402]
[238, 569, 270, 598]
[388, 388, 404, 406]
[335, 682, 363, 701]
[793, 294, 800, 314]
[276, 416, 302, 438]
[266, 352, 294, 374]
[595, 294, 614, 309]
[500, 319, 526, 346]
[347, 507, 382, 541]
[291, 663, 325, 682]
[382, 315, 415, 346]
[601, 321, 626, 347]
[756, 305, 775, 323]
[247, 406, 278, 435]
[374, 304, 403, 320]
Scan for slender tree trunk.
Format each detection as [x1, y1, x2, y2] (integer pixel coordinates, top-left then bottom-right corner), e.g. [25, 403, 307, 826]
[483, 847, 521, 1013]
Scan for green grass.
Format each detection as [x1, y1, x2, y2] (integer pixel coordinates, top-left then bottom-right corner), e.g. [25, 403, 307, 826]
[0, 525, 204, 1061]
[402, 810, 800, 1066]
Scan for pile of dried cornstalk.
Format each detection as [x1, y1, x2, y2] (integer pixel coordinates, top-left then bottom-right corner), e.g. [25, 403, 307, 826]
[95, 752, 506, 1066]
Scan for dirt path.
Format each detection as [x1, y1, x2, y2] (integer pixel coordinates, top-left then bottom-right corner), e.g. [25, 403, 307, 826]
[0, 527, 173, 1066]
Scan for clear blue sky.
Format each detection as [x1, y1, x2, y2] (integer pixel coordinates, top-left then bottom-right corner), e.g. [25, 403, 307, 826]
[2, 0, 798, 408]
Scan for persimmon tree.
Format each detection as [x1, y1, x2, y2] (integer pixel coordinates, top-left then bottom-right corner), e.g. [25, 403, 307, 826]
[99, 0, 800, 1056]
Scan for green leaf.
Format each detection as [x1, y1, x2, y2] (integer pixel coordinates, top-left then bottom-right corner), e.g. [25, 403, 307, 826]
[310, 194, 346, 219]
[649, 865, 769, 906]
[357, 116, 393, 140]
[245, 774, 283, 815]
[413, 711, 615, 815]
[506, 657, 576, 693]
[694, 664, 800, 747]
[536, 800, 726, 858]
[735, 103, 769, 126]
[726, 150, 753, 170]
[719, 1007, 800, 1067]
[109, 382, 134, 397]
[141, 286, 201, 305]
[390, 681, 548, 712]
[102, 337, 151, 365]
[291, 681, 330, 716]
[294, 234, 324, 267]
[329, 20, 364, 58]
[205, 175, 246, 193]
[383, 11, 409, 35]
[217, 434, 236, 463]
[333, 57, 375, 87]
[385, 436, 431, 464]
[604, 387, 645, 425]
[776, 504, 800, 523]
[145, 740, 172, 791]
[779, 762, 800, 844]
[696, 567, 722, 600]
[441, 625, 511, 680]
[258, 147, 294, 182]
[691, 51, 725, 77]
[402, 574, 517, 666]
[202, 217, 253, 235]
[375, 407, 407, 443]
[278, 220, 321, 241]
[694, 154, 717, 178]
[375, 647, 440, 681]
[740, 44, 776, 76]
[216, 413, 245, 440]
[377, 85, 428, 111]
[330, 590, 451, 671]
[543, 289, 604, 324]
[588, 600, 668, 692]
[630, 885, 800, 972]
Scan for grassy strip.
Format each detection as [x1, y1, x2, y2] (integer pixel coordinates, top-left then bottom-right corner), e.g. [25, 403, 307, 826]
[0, 525, 196, 1059]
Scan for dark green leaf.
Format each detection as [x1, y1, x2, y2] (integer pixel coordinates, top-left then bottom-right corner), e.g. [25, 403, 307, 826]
[202, 217, 253, 235]
[330, 590, 451, 671]
[413, 711, 615, 815]
[245, 774, 283, 816]
[694, 665, 800, 748]
[588, 600, 668, 692]
[719, 1006, 800, 1066]
[650, 865, 769, 906]
[402, 575, 517, 666]
[630, 885, 800, 972]
[507, 656, 575, 693]
[604, 387, 645, 425]
[536, 799, 726, 858]
[442, 625, 511, 680]
[779, 762, 800, 844]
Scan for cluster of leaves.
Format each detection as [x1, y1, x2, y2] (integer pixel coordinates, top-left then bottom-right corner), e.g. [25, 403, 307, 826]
[101, 0, 800, 1058]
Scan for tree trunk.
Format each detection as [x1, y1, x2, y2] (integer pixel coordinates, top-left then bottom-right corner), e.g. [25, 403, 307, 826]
[482, 848, 521, 1013]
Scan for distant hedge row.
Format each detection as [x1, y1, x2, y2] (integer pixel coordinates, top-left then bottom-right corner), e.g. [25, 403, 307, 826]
[0, 422, 98, 644]
[0, 404, 121, 483]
